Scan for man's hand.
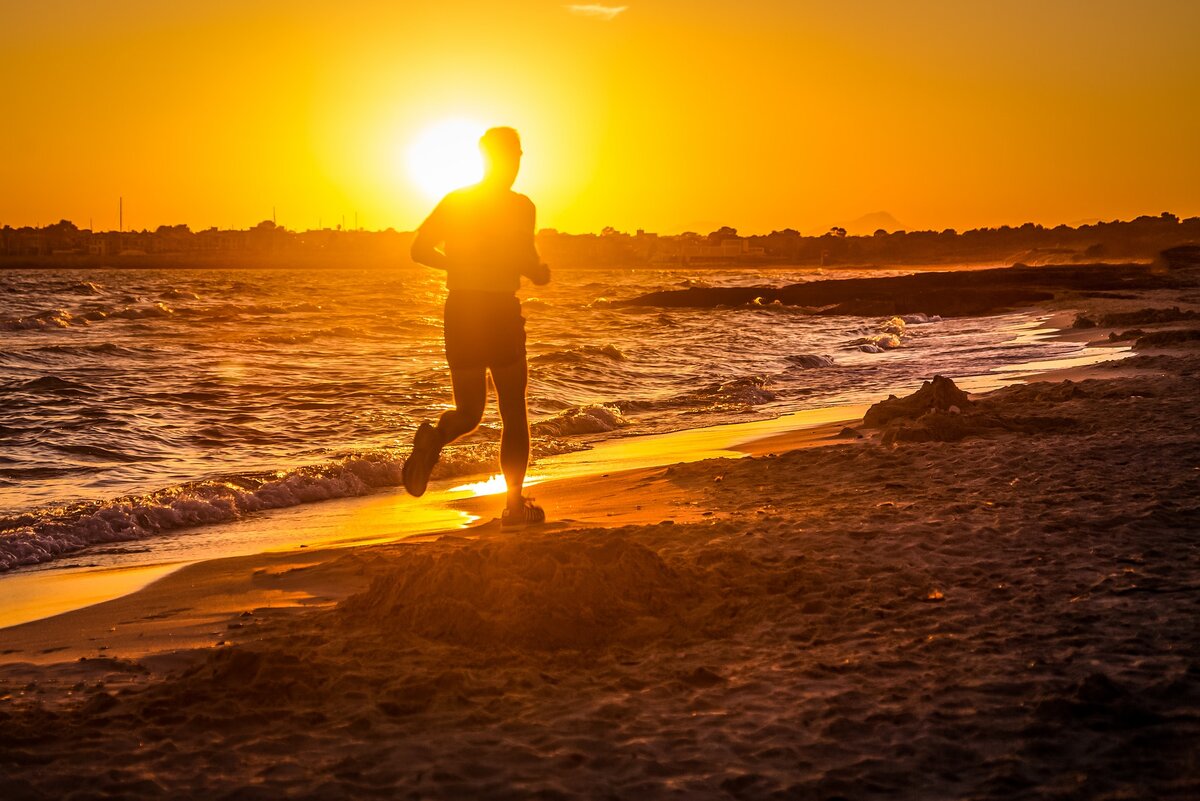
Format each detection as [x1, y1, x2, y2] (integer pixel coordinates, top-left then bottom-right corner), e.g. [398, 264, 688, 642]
[523, 262, 551, 286]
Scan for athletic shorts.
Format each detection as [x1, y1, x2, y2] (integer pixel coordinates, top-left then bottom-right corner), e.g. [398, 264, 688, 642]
[443, 290, 526, 371]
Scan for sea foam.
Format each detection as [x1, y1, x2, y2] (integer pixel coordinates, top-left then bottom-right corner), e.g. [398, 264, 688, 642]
[0, 452, 405, 571]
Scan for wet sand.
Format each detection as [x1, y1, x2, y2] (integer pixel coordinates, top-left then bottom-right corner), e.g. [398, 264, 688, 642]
[3, 276, 1200, 799]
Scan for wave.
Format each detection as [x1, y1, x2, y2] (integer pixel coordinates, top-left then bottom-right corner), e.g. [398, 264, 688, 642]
[739, 296, 826, 315]
[1, 375, 93, 394]
[785, 354, 836, 369]
[68, 281, 106, 295]
[0, 451, 407, 571]
[853, 334, 902, 353]
[615, 375, 777, 413]
[254, 325, 370, 345]
[160, 289, 201, 301]
[254, 332, 317, 346]
[851, 313, 940, 353]
[107, 302, 176, 320]
[0, 343, 143, 368]
[0, 465, 94, 480]
[530, 344, 628, 365]
[682, 374, 776, 407]
[48, 443, 143, 462]
[179, 301, 324, 320]
[875, 313, 941, 336]
[0, 308, 78, 331]
[900, 312, 942, 325]
[1, 299, 329, 333]
[36, 342, 136, 356]
[531, 404, 631, 437]
[0, 435, 594, 571]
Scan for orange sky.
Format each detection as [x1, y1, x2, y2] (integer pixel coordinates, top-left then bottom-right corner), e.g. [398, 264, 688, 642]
[3, 1, 1198, 235]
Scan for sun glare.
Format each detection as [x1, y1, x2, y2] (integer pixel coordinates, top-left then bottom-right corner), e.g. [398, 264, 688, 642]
[405, 119, 485, 200]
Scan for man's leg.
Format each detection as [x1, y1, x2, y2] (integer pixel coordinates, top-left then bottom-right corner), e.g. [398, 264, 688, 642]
[490, 360, 529, 512]
[404, 366, 487, 497]
[437, 367, 487, 444]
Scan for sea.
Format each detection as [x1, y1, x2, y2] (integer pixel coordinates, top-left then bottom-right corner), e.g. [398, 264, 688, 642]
[0, 265, 1123, 575]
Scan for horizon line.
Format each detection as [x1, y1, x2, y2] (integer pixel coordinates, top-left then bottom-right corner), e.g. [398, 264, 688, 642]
[3, 210, 1196, 239]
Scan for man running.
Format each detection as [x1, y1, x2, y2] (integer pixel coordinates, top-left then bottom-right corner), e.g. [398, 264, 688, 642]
[403, 126, 550, 528]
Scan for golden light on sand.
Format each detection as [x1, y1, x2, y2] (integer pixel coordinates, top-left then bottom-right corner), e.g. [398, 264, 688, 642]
[405, 119, 486, 200]
[450, 473, 509, 498]
[450, 473, 545, 498]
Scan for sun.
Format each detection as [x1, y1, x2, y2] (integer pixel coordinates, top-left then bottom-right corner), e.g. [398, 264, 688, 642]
[405, 118, 485, 200]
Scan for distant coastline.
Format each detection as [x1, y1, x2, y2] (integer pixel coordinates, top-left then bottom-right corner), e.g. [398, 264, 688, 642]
[2, 212, 1197, 270]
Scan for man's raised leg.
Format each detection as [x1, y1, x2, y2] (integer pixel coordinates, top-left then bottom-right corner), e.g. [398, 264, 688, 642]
[404, 367, 486, 497]
[437, 367, 487, 444]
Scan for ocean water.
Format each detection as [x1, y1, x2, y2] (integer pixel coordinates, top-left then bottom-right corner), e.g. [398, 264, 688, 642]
[1, 265, 1105, 571]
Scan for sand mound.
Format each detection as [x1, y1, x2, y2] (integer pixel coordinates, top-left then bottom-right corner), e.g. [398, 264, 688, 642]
[865, 376, 1092, 444]
[863, 375, 972, 427]
[1095, 306, 1199, 327]
[881, 409, 1075, 445]
[1135, 328, 1200, 349]
[337, 533, 719, 651]
[174, 647, 334, 703]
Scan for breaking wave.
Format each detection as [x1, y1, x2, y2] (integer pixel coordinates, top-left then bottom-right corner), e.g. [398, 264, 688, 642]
[613, 375, 777, 414]
[850, 313, 940, 353]
[854, 334, 903, 353]
[531, 404, 631, 437]
[1, 308, 78, 331]
[0, 452, 406, 571]
[786, 354, 836, 369]
[678, 374, 776, 408]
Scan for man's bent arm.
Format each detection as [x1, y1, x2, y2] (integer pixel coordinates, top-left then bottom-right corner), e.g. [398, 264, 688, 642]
[519, 199, 550, 285]
[410, 228, 451, 271]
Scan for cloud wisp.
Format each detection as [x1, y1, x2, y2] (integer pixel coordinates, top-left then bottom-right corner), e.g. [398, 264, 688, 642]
[566, 4, 628, 21]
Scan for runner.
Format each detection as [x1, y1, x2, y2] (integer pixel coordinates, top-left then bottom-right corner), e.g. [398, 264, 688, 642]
[404, 126, 550, 529]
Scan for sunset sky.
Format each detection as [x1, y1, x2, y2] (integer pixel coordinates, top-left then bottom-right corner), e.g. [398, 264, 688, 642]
[3, 1, 1198, 235]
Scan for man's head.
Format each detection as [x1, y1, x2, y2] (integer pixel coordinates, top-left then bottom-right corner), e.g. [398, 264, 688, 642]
[479, 127, 522, 189]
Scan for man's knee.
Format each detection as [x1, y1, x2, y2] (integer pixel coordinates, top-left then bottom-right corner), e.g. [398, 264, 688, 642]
[440, 403, 484, 434]
[460, 404, 485, 430]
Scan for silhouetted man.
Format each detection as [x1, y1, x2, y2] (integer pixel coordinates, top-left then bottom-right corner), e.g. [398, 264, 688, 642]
[405, 126, 550, 528]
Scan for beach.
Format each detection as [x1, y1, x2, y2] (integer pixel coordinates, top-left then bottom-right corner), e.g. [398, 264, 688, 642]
[3, 259, 1200, 799]
[7, 0, 1200, 794]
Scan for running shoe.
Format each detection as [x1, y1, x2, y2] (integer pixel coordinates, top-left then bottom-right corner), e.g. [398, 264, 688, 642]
[402, 422, 443, 497]
[501, 497, 546, 530]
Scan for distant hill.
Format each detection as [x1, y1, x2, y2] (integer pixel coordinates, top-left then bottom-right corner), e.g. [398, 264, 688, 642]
[830, 211, 906, 236]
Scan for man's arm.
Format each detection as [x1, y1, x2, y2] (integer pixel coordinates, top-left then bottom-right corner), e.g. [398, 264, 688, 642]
[519, 198, 550, 285]
[411, 197, 451, 271]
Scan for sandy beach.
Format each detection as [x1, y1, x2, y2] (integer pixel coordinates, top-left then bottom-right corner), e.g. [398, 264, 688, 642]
[8, 0, 1200, 795]
[4, 267, 1200, 799]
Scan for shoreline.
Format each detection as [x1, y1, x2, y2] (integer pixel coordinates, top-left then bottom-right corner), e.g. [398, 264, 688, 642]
[0, 310, 1134, 639]
[0, 302, 1141, 633]
[0, 405, 866, 635]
